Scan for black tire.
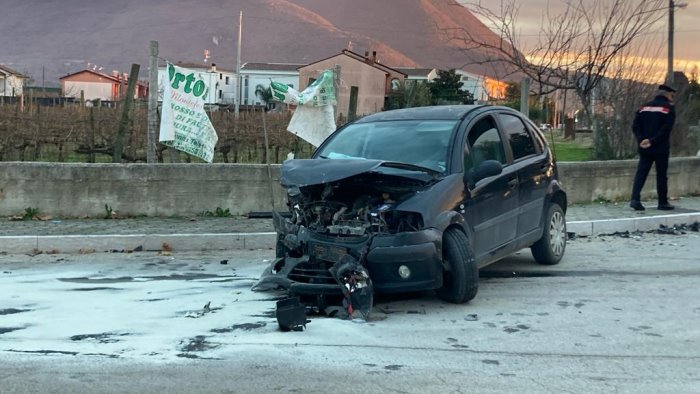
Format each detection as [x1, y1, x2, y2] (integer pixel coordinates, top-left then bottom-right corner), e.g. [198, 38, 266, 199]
[531, 203, 566, 265]
[436, 228, 478, 304]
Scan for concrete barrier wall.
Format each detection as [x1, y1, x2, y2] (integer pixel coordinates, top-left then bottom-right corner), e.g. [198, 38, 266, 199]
[557, 157, 700, 203]
[0, 163, 288, 217]
[1, 158, 699, 217]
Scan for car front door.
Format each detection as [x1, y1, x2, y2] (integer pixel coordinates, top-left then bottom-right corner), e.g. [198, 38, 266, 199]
[462, 114, 518, 263]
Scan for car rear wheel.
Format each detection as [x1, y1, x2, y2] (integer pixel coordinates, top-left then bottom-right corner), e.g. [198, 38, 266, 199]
[436, 228, 478, 304]
[531, 203, 566, 265]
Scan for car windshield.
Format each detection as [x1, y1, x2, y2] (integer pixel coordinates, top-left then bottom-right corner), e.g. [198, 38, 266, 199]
[316, 120, 457, 173]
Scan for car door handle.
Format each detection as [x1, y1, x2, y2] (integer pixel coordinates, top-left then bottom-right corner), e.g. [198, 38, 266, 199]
[507, 177, 518, 189]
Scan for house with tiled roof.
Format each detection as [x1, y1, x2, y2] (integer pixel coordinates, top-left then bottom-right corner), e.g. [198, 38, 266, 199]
[60, 69, 147, 101]
[299, 50, 407, 116]
[0, 64, 28, 97]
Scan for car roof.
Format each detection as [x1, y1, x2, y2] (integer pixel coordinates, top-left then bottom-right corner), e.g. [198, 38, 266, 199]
[355, 105, 488, 123]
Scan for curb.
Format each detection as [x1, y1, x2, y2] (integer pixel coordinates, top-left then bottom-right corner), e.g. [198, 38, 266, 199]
[0, 232, 277, 254]
[1, 213, 698, 255]
[566, 212, 700, 237]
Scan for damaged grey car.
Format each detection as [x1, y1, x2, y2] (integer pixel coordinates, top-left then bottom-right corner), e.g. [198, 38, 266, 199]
[256, 105, 567, 310]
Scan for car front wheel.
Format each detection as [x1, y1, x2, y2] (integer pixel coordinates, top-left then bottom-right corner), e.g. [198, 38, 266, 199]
[531, 203, 566, 265]
[436, 228, 478, 304]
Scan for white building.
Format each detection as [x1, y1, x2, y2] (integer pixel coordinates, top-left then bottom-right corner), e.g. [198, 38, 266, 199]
[455, 70, 507, 103]
[385, 67, 508, 104]
[0, 64, 28, 97]
[240, 62, 302, 106]
[157, 62, 302, 107]
[394, 67, 438, 84]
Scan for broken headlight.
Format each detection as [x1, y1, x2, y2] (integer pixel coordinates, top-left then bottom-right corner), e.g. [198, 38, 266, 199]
[377, 210, 424, 234]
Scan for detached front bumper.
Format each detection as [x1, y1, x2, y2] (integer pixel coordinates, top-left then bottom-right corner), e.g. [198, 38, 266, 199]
[254, 213, 444, 294]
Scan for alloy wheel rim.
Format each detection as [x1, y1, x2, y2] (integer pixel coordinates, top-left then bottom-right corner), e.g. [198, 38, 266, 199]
[549, 211, 566, 256]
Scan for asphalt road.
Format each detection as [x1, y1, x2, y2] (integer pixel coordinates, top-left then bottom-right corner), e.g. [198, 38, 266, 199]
[1, 231, 699, 393]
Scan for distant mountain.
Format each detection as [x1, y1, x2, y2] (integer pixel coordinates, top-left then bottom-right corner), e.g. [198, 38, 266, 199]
[0, 0, 512, 87]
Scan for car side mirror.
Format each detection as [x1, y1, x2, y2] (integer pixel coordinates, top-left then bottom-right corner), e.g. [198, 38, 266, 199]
[465, 160, 503, 188]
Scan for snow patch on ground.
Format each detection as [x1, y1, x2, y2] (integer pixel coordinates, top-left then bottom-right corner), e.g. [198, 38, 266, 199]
[0, 251, 291, 361]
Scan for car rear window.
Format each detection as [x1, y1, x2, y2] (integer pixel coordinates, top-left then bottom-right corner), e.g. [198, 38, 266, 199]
[500, 113, 538, 160]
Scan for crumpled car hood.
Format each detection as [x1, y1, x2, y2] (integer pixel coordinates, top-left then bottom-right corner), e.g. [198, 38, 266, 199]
[280, 159, 387, 187]
[280, 159, 439, 187]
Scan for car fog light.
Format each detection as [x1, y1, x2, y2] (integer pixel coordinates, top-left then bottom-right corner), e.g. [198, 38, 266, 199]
[398, 265, 411, 279]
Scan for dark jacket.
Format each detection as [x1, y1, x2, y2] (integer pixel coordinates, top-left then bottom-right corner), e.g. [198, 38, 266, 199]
[632, 94, 675, 154]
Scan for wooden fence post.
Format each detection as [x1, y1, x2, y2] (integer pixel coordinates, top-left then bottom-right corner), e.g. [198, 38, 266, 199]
[113, 63, 140, 163]
[349, 86, 358, 122]
[147, 41, 158, 164]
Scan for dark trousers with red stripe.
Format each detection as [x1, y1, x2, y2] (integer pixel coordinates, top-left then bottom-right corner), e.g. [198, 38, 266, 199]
[631, 152, 669, 204]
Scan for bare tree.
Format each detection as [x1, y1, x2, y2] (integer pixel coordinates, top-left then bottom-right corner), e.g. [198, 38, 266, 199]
[450, 0, 667, 133]
[595, 38, 664, 159]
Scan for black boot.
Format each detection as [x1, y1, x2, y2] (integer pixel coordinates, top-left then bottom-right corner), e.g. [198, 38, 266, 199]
[630, 200, 645, 211]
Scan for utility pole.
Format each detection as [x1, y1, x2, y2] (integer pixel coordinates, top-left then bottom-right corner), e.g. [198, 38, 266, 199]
[235, 10, 242, 117]
[520, 77, 530, 118]
[333, 64, 341, 122]
[667, 0, 675, 85]
[147, 41, 158, 163]
[667, 1, 688, 85]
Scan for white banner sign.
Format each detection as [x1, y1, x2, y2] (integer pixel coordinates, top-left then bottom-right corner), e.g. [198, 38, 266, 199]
[270, 69, 336, 147]
[159, 63, 218, 162]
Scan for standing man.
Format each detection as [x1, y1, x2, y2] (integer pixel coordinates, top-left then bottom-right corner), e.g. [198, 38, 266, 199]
[630, 84, 677, 211]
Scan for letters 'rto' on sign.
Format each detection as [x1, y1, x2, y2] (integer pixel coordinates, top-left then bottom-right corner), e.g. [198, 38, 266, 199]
[159, 63, 218, 162]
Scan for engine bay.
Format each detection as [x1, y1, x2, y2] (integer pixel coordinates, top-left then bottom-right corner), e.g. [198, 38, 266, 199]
[286, 174, 427, 236]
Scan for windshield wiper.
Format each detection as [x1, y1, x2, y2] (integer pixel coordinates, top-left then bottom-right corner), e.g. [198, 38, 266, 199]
[379, 162, 441, 177]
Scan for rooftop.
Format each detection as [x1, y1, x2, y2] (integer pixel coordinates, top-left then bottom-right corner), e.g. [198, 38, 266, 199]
[0, 64, 27, 77]
[394, 67, 436, 78]
[242, 62, 304, 72]
[171, 62, 234, 73]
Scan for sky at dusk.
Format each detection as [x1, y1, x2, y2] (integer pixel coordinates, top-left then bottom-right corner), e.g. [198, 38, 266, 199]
[464, 0, 700, 79]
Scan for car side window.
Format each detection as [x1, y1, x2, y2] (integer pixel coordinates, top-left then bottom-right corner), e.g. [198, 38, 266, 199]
[500, 113, 538, 161]
[529, 126, 546, 153]
[530, 124, 547, 153]
[465, 116, 506, 172]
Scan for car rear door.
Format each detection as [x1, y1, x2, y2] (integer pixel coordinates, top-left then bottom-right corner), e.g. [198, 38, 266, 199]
[461, 113, 518, 262]
[497, 111, 549, 239]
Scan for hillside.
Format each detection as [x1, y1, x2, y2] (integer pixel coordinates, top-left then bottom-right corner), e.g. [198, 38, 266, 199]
[0, 0, 512, 86]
